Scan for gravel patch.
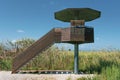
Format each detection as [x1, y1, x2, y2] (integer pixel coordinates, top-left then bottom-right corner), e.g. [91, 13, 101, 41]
[0, 71, 94, 80]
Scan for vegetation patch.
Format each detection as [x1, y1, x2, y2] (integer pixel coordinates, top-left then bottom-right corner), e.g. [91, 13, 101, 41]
[0, 38, 120, 80]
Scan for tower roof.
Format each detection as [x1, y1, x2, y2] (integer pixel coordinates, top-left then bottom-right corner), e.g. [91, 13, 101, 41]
[55, 8, 101, 22]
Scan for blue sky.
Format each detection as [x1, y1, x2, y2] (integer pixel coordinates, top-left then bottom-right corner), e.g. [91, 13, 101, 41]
[0, 0, 120, 50]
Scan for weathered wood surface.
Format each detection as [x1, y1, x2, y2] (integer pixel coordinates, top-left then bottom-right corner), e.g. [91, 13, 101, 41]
[12, 28, 62, 73]
[12, 27, 93, 73]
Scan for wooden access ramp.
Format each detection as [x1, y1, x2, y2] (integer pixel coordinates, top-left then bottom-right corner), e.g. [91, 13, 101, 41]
[12, 28, 62, 73]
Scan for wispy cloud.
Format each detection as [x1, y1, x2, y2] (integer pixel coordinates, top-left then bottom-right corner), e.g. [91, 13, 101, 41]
[11, 40, 17, 43]
[17, 29, 25, 33]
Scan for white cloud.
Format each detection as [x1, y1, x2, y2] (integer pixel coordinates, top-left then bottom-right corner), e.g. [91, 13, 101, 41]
[11, 40, 17, 43]
[17, 29, 25, 33]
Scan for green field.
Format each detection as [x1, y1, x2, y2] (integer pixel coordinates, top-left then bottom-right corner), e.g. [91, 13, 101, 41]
[0, 39, 120, 80]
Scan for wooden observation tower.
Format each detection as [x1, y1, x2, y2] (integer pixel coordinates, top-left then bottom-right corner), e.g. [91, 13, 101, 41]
[12, 8, 101, 74]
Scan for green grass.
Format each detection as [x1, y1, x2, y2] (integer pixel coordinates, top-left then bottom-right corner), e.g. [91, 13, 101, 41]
[77, 65, 120, 80]
[0, 58, 12, 70]
[0, 46, 120, 72]
[0, 39, 120, 80]
[93, 65, 120, 80]
[20, 48, 120, 74]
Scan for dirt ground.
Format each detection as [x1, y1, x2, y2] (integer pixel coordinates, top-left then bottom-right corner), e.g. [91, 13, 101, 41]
[0, 71, 94, 80]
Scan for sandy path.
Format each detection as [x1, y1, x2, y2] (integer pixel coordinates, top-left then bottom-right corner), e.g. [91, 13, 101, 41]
[0, 71, 94, 80]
